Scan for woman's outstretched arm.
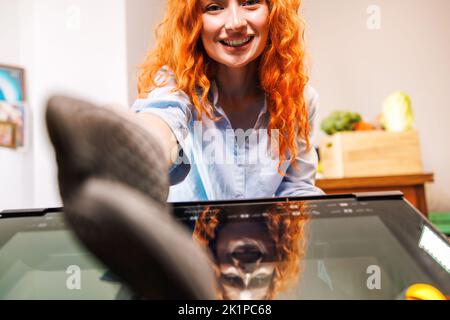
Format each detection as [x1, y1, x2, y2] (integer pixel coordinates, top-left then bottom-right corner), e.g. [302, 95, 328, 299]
[134, 112, 179, 167]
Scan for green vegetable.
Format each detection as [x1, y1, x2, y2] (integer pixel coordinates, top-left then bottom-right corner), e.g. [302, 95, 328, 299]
[321, 111, 362, 135]
[381, 92, 415, 132]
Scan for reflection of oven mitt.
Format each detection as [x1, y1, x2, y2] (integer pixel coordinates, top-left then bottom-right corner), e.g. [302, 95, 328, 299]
[45, 95, 169, 207]
[65, 178, 216, 300]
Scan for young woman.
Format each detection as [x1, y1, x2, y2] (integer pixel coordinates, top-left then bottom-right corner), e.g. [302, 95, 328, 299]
[45, 0, 323, 298]
[131, 0, 324, 202]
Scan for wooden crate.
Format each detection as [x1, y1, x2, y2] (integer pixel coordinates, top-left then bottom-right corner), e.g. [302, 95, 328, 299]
[319, 131, 423, 178]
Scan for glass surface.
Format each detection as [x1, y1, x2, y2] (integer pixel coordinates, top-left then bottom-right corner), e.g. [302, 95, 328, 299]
[174, 199, 449, 300]
[0, 213, 129, 300]
[1, 196, 449, 300]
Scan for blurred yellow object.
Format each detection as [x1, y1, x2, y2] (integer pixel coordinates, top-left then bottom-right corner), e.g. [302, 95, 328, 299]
[381, 91, 415, 132]
[317, 161, 323, 174]
[405, 283, 447, 300]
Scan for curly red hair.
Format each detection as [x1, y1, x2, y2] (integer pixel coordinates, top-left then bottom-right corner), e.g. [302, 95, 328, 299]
[138, 0, 311, 167]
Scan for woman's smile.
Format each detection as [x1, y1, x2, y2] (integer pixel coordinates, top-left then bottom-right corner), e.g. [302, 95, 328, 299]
[219, 35, 255, 53]
[201, 0, 269, 68]
[220, 35, 254, 48]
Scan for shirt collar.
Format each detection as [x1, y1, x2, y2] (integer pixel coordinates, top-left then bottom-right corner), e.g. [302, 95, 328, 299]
[211, 80, 268, 117]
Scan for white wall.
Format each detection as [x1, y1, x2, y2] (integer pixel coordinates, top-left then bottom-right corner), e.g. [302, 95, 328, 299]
[0, 0, 165, 210]
[125, 0, 166, 105]
[0, 0, 34, 209]
[303, 0, 450, 211]
[30, 0, 129, 208]
[0, 0, 130, 209]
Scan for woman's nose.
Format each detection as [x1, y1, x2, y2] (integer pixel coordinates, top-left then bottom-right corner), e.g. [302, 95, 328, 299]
[225, 6, 248, 31]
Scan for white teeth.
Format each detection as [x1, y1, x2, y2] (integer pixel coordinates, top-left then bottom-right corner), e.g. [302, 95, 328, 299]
[223, 37, 251, 47]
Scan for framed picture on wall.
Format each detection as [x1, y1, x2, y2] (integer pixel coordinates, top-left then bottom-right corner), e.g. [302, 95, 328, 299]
[0, 64, 26, 149]
[0, 121, 17, 149]
[0, 64, 26, 102]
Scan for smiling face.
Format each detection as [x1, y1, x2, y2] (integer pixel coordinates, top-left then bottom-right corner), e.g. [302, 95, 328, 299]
[200, 0, 270, 68]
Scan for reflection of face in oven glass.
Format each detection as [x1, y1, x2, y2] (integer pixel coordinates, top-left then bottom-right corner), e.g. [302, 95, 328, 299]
[215, 221, 276, 300]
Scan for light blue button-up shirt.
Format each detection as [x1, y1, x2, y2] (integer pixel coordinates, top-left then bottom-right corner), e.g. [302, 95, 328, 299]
[132, 70, 324, 202]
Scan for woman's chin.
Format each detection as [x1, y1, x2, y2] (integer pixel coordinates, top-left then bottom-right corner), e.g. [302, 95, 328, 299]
[216, 56, 259, 69]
